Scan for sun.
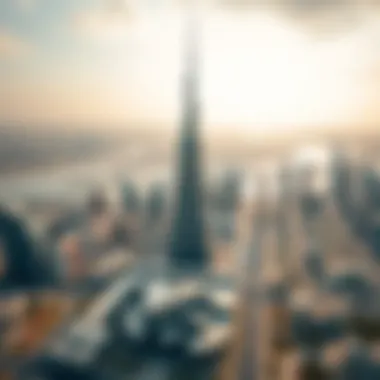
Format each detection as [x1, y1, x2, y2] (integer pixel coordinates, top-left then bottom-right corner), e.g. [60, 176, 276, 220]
[95, 4, 370, 134]
[201, 11, 362, 133]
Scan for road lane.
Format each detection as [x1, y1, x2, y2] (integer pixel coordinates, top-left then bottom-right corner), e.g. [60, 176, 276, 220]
[236, 213, 264, 380]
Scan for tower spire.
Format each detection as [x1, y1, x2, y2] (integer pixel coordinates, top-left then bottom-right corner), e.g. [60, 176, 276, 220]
[168, 3, 209, 272]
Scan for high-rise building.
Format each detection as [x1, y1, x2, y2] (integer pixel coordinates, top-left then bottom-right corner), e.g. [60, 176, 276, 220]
[0, 208, 40, 291]
[121, 180, 140, 216]
[146, 183, 166, 225]
[218, 170, 241, 212]
[168, 12, 209, 272]
[88, 189, 108, 217]
[111, 218, 131, 248]
[331, 148, 353, 219]
[20, 8, 236, 380]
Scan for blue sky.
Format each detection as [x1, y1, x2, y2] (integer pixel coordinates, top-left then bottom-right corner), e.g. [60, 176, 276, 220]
[0, 0, 380, 135]
[0, 0, 94, 59]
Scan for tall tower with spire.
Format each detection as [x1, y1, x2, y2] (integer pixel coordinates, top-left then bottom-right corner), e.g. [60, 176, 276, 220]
[168, 6, 209, 272]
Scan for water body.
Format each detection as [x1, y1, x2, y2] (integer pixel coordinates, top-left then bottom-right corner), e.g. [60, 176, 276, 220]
[0, 152, 170, 206]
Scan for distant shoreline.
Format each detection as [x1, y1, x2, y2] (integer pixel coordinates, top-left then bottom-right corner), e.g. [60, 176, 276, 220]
[1, 125, 380, 181]
[0, 146, 122, 181]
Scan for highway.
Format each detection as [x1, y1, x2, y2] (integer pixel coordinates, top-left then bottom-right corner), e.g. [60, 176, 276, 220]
[219, 203, 264, 380]
[237, 224, 262, 380]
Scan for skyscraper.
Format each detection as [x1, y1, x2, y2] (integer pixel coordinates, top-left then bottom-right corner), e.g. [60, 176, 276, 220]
[0, 208, 40, 291]
[168, 9, 209, 272]
[19, 10, 235, 380]
[146, 183, 166, 225]
[121, 180, 140, 216]
[88, 189, 108, 217]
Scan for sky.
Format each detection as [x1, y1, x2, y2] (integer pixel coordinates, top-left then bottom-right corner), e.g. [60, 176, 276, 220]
[0, 0, 380, 135]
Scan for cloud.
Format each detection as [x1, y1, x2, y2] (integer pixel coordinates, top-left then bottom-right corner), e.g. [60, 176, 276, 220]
[213, 0, 380, 33]
[283, 0, 350, 13]
[72, 4, 135, 44]
[216, 0, 366, 12]
[278, 0, 362, 22]
[215, 0, 260, 9]
[15, 0, 38, 12]
[0, 30, 32, 59]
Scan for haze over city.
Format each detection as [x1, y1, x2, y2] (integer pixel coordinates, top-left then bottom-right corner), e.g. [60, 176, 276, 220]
[1, 0, 380, 134]
[3, 2, 380, 380]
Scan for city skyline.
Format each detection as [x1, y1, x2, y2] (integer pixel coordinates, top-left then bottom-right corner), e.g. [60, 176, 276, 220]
[1, 0, 380, 135]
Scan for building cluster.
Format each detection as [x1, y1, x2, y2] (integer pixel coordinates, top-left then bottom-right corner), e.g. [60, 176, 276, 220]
[0, 10, 244, 380]
[258, 147, 380, 379]
[6, 4, 380, 380]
